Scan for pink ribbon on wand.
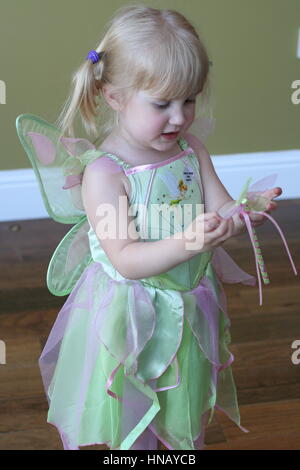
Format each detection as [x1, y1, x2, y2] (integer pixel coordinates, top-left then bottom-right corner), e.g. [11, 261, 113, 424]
[238, 204, 297, 306]
[222, 175, 298, 306]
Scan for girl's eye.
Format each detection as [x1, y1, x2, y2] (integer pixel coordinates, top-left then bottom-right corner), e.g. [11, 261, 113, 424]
[153, 99, 196, 110]
[153, 102, 169, 109]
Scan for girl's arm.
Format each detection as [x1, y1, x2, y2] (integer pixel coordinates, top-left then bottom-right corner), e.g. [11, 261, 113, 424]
[185, 133, 282, 236]
[81, 158, 193, 280]
[185, 133, 246, 237]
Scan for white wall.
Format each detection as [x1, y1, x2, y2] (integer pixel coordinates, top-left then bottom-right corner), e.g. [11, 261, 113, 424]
[1, 149, 299, 221]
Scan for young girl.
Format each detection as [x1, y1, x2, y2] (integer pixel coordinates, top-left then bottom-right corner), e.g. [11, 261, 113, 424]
[35, 4, 282, 450]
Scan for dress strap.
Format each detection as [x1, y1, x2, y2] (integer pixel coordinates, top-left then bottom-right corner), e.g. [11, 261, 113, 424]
[97, 136, 189, 170]
[97, 151, 131, 170]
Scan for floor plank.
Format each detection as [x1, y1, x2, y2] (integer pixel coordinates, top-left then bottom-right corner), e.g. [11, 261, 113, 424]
[0, 199, 299, 450]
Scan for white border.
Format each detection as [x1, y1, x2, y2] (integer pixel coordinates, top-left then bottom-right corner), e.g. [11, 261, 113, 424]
[0, 149, 299, 222]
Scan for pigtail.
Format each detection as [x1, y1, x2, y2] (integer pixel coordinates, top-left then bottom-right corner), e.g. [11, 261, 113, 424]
[55, 44, 106, 139]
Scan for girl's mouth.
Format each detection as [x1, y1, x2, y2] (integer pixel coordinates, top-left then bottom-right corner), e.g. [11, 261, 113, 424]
[161, 131, 179, 140]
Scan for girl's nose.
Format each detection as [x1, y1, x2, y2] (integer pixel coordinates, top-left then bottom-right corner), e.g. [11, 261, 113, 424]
[169, 107, 185, 126]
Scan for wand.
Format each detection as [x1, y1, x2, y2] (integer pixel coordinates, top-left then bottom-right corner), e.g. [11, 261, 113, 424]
[221, 175, 297, 305]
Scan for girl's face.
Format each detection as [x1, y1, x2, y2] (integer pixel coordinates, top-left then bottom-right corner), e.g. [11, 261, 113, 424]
[118, 89, 196, 154]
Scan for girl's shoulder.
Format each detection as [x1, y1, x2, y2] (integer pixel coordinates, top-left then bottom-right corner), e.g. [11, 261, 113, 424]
[84, 146, 132, 201]
[183, 132, 205, 153]
[97, 135, 134, 167]
[183, 132, 210, 168]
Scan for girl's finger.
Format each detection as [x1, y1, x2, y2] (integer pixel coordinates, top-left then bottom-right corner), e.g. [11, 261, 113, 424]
[218, 218, 234, 242]
[249, 211, 264, 221]
[274, 187, 282, 197]
[205, 218, 220, 231]
[210, 223, 233, 245]
[263, 187, 282, 200]
[266, 201, 277, 211]
[209, 219, 231, 243]
[213, 218, 228, 234]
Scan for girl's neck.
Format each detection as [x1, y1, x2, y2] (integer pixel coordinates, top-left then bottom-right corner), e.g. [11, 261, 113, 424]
[99, 131, 182, 166]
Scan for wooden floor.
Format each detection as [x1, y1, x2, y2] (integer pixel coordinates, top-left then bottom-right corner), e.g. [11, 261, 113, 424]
[0, 199, 299, 450]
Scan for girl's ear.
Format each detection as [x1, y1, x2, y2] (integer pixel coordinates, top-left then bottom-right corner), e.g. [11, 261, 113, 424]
[102, 84, 123, 111]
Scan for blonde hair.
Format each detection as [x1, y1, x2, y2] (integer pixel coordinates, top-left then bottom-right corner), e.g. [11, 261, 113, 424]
[55, 4, 212, 144]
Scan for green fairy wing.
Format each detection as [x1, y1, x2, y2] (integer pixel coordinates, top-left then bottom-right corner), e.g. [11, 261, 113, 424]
[46, 217, 92, 296]
[16, 113, 104, 223]
[16, 113, 106, 296]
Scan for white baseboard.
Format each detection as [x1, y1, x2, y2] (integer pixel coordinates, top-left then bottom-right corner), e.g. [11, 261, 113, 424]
[1, 149, 299, 222]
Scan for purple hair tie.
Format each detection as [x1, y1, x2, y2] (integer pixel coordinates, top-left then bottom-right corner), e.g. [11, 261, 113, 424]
[86, 49, 104, 64]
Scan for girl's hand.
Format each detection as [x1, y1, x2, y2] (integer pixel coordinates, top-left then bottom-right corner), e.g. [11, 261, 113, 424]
[183, 212, 235, 253]
[239, 187, 282, 227]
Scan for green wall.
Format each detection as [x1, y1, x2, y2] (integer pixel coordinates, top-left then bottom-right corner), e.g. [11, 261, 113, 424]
[0, 0, 299, 170]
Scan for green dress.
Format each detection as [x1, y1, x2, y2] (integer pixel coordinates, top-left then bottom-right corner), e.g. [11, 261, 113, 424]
[39, 135, 254, 450]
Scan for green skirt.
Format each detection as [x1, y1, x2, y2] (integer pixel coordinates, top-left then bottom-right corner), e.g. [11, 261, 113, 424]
[40, 257, 248, 450]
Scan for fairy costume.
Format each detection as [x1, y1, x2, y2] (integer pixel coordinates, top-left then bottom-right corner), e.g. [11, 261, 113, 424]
[16, 114, 297, 450]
